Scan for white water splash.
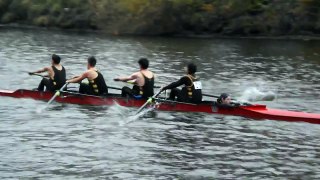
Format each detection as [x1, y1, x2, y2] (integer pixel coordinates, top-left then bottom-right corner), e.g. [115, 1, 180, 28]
[104, 101, 155, 126]
[239, 87, 276, 102]
[35, 102, 55, 114]
[119, 107, 155, 126]
[35, 100, 49, 113]
[36, 106, 45, 114]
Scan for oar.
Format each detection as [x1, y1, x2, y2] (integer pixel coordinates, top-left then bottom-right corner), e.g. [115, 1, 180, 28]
[46, 83, 69, 105]
[135, 90, 162, 115]
[202, 93, 237, 101]
[28, 72, 49, 78]
[153, 97, 196, 105]
[108, 86, 122, 91]
[202, 94, 219, 98]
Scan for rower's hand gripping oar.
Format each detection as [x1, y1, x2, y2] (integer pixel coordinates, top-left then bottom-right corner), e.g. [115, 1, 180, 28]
[46, 83, 69, 105]
[135, 90, 162, 115]
[28, 72, 49, 78]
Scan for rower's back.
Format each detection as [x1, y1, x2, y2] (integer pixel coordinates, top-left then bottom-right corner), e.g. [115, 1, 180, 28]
[136, 58, 154, 98]
[50, 54, 66, 90]
[181, 74, 202, 104]
[85, 57, 108, 95]
[51, 64, 66, 90]
[181, 63, 202, 104]
[139, 69, 154, 98]
[87, 68, 108, 95]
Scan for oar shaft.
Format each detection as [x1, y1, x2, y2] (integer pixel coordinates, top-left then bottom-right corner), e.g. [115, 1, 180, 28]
[136, 100, 152, 114]
[29, 73, 48, 78]
[46, 83, 68, 105]
[47, 92, 59, 104]
[136, 90, 162, 115]
[202, 93, 219, 98]
[202, 93, 236, 101]
[108, 86, 122, 91]
[153, 98, 196, 105]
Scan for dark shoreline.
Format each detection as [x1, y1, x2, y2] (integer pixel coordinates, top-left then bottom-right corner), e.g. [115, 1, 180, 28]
[1, 23, 320, 41]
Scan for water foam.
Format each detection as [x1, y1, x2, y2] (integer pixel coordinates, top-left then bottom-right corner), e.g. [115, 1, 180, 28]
[104, 101, 156, 126]
[239, 87, 276, 102]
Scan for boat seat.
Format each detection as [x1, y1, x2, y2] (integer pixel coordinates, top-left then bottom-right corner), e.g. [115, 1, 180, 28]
[133, 95, 143, 99]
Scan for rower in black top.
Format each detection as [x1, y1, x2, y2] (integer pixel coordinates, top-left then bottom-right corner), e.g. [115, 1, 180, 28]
[67, 56, 108, 96]
[29, 54, 66, 92]
[161, 63, 202, 104]
[114, 58, 154, 99]
[138, 72, 154, 98]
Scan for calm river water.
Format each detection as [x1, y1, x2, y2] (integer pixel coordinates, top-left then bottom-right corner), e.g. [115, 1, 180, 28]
[0, 26, 320, 179]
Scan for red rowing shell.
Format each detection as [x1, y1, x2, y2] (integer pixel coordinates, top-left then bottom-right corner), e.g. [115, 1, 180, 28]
[1, 89, 320, 124]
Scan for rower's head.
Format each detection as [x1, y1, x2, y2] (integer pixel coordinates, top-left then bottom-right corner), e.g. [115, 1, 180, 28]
[186, 63, 197, 75]
[51, 54, 61, 65]
[138, 58, 149, 70]
[218, 93, 232, 104]
[87, 56, 97, 69]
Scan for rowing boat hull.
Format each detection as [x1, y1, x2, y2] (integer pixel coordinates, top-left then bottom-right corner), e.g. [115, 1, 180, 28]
[1, 89, 320, 124]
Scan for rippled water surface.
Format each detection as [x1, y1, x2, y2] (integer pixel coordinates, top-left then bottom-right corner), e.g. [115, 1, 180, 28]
[0, 27, 320, 179]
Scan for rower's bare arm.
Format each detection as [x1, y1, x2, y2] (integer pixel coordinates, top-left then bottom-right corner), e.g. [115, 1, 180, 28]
[67, 72, 87, 83]
[29, 67, 49, 74]
[114, 76, 130, 82]
[114, 73, 138, 82]
[71, 75, 80, 79]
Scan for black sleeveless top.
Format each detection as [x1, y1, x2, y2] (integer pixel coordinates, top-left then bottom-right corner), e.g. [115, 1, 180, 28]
[88, 71, 108, 95]
[50, 65, 66, 90]
[133, 72, 154, 98]
[181, 75, 202, 103]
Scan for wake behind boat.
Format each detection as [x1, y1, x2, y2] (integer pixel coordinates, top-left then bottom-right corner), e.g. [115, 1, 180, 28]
[1, 89, 320, 124]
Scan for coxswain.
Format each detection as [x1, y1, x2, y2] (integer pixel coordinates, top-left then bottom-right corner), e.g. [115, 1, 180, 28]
[114, 58, 154, 98]
[66, 56, 108, 95]
[217, 93, 240, 108]
[29, 54, 66, 92]
[217, 93, 232, 104]
[161, 63, 202, 104]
